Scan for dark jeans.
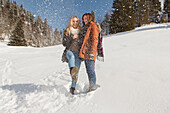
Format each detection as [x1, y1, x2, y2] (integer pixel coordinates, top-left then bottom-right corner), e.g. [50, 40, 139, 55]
[84, 59, 96, 89]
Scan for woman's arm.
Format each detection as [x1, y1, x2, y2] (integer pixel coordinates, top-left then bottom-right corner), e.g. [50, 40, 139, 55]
[62, 34, 72, 47]
[90, 23, 99, 56]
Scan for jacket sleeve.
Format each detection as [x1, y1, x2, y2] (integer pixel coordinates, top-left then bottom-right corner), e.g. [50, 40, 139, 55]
[90, 24, 99, 55]
[62, 34, 71, 47]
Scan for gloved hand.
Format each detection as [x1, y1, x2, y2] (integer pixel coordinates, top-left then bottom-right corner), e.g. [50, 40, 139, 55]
[89, 54, 94, 59]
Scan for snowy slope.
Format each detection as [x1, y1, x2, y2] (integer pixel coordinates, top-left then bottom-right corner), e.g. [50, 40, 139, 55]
[0, 23, 170, 113]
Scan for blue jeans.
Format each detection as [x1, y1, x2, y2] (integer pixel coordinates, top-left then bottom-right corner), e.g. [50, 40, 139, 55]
[66, 50, 81, 88]
[84, 59, 96, 89]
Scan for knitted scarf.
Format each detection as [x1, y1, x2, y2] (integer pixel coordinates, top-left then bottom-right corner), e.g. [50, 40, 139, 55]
[71, 27, 79, 35]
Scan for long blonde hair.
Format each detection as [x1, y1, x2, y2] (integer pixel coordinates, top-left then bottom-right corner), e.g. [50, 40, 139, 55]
[66, 16, 81, 36]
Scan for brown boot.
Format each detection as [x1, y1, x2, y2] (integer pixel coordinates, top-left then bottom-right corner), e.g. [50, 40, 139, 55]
[70, 87, 75, 95]
[87, 87, 97, 92]
[70, 67, 78, 83]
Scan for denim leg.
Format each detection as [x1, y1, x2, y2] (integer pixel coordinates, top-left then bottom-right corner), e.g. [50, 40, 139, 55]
[71, 82, 76, 88]
[66, 50, 81, 88]
[74, 52, 81, 70]
[66, 50, 75, 68]
[85, 59, 96, 88]
[71, 52, 82, 87]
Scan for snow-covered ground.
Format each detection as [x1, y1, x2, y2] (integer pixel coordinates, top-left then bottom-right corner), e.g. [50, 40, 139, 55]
[0, 23, 170, 113]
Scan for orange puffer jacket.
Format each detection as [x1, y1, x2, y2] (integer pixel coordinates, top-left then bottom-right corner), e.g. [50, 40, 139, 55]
[79, 21, 99, 61]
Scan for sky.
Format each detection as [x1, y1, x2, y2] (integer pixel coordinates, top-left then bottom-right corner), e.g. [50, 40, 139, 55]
[11, 0, 164, 31]
[12, 0, 113, 31]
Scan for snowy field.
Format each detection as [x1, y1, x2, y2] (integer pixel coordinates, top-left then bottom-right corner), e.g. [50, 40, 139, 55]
[0, 23, 170, 113]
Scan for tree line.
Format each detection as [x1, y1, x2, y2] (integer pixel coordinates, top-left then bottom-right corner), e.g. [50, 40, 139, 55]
[0, 0, 62, 47]
[1, 0, 170, 46]
[98, 0, 170, 35]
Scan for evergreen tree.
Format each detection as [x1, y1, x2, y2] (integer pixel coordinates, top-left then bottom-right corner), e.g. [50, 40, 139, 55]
[1, 0, 62, 47]
[8, 19, 27, 46]
[5, 0, 10, 9]
[0, 0, 4, 17]
[54, 28, 62, 44]
[150, 0, 161, 23]
[109, 0, 135, 34]
[43, 18, 48, 36]
[164, 0, 170, 22]
[160, 13, 166, 23]
[13, 3, 18, 21]
[30, 14, 34, 24]
[102, 12, 110, 35]
[0, 0, 5, 6]
[143, 0, 151, 24]
[125, 1, 136, 31]
[134, 0, 147, 27]
[0, 7, 2, 18]
[20, 4, 24, 17]
[110, 0, 121, 33]
[8, 7, 14, 25]
[96, 15, 102, 24]
[36, 16, 43, 29]
[134, 0, 161, 26]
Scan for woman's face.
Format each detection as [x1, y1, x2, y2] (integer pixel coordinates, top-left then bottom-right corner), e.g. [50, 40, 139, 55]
[83, 15, 88, 25]
[72, 17, 78, 29]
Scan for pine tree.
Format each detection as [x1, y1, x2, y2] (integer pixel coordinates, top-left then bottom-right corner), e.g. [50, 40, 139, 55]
[13, 3, 18, 21]
[134, 0, 161, 26]
[42, 18, 48, 36]
[150, 0, 161, 23]
[1, 0, 62, 47]
[134, 0, 147, 26]
[1, 0, 5, 6]
[54, 28, 62, 45]
[102, 13, 110, 35]
[160, 13, 166, 23]
[8, 19, 27, 46]
[143, 1, 151, 24]
[125, 1, 136, 31]
[164, 0, 170, 22]
[0, 0, 4, 17]
[8, 7, 14, 25]
[5, 0, 10, 9]
[109, 0, 136, 34]
[0, 1, 3, 17]
[36, 16, 43, 29]
[20, 4, 24, 17]
[30, 14, 34, 24]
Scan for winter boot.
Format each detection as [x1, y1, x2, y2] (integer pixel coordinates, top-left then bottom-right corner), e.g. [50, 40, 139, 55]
[87, 87, 97, 93]
[70, 87, 75, 95]
[70, 67, 78, 83]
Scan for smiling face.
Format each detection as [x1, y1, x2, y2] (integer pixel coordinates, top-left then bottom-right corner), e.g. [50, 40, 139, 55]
[83, 15, 88, 25]
[72, 17, 78, 29]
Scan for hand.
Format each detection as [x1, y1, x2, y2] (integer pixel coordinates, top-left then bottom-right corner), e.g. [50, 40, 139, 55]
[73, 34, 78, 39]
[89, 54, 94, 59]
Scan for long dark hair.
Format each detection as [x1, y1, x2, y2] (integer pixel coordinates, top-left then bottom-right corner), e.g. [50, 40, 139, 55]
[82, 13, 93, 26]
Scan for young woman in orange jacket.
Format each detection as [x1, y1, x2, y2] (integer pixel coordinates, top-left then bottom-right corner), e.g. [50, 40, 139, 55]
[79, 13, 99, 92]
